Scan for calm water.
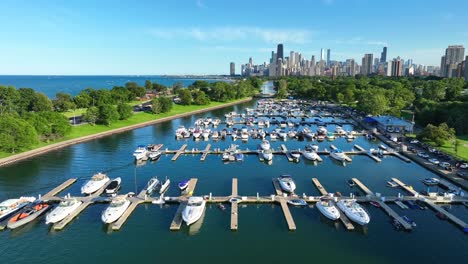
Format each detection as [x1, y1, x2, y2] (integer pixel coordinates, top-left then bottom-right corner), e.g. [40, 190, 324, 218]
[0, 75, 228, 97]
[0, 100, 467, 263]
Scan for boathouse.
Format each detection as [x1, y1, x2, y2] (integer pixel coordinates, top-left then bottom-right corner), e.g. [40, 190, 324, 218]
[364, 115, 413, 134]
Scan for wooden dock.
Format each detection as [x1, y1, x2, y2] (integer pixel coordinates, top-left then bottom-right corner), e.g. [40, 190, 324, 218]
[281, 144, 293, 162]
[171, 144, 187, 161]
[391, 178, 419, 196]
[425, 201, 468, 233]
[387, 151, 411, 163]
[311, 178, 354, 230]
[111, 190, 147, 230]
[42, 178, 77, 199]
[354, 145, 381, 163]
[231, 178, 238, 230]
[200, 144, 211, 161]
[272, 178, 296, 230]
[352, 178, 412, 230]
[169, 178, 198, 230]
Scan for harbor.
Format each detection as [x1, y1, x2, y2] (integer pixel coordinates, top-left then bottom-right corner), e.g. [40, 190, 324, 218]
[1, 98, 467, 263]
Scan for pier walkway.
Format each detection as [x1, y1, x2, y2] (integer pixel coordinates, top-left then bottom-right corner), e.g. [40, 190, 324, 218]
[170, 178, 198, 230]
[231, 178, 238, 230]
[272, 178, 296, 230]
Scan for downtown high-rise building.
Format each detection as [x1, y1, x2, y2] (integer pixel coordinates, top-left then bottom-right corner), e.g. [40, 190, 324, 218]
[277, 44, 284, 62]
[320, 48, 325, 61]
[391, 57, 403, 76]
[361, 54, 373, 75]
[230, 62, 235, 76]
[326, 49, 331, 66]
[380, 47, 387, 63]
[440, 45, 465, 77]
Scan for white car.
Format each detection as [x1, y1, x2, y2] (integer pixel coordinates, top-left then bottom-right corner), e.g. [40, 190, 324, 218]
[439, 162, 451, 168]
[428, 158, 439, 165]
[460, 163, 468, 169]
[410, 140, 419, 144]
[418, 152, 429, 159]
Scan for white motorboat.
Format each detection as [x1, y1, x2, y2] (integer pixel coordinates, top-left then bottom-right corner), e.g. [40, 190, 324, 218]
[337, 199, 370, 225]
[287, 130, 297, 138]
[262, 149, 273, 161]
[386, 181, 398, 188]
[192, 128, 202, 139]
[182, 196, 206, 226]
[258, 129, 266, 139]
[317, 126, 327, 135]
[290, 151, 301, 162]
[222, 152, 230, 161]
[148, 151, 162, 161]
[316, 199, 341, 220]
[270, 132, 277, 140]
[212, 119, 221, 126]
[335, 126, 345, 134]
[81, 173, 110, 195]
[133, 145, 147, 160]
[202, 129, 211, 140]
[260, 140, 270, 150]
[158, 178, 171, 194]
[277, 175, 296, 193]
[7, 202, 51, 229]
[105, 177, 122, 194]
[302, 149, 319, 161]
[264, 120, 270, 127]
[422, 178, 440, 186]
[330, 149, 348, 162]
[241, 131, 249, 141]
[310, 144, 319, 152]
[45, 198, 82, 224]
[278, 130, 287, 140]
[232, 133, 238, 140]
[0, 196, 37, 221]
[326, 132, 335, 140]
[287, 199, 307, 206]
[146, 177, 159, 194]
[212, 130, 219, 139]
[346, 131, 356, 140]
[101, 195, 131, 224]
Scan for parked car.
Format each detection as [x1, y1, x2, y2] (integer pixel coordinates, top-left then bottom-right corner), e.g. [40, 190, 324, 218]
[439, 162, 451, 168]
[418, 152, 429, 159]
[460, 163, 468, 169]
[428, 158, 440, 165]
[410, 139, 419, 144]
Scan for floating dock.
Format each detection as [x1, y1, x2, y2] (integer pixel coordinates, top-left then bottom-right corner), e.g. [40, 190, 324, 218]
[311, 178, 355, 230]
[171, 144, 187, 161]
[111, 189, 147, 231]
[200, 144, 211, 161]
[281, 144, 294, 162]
[231, 178, 238, 230]
[354, 145, 381, 162]
[391, 178, 419, 196]
[42, 178, 77, 199]
[169, 178, 198, 230]
[425, 201, 468, 233]
[272, 178, 296, 230]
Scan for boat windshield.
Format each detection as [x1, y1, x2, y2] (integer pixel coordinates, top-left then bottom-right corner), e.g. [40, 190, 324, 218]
[110, 200, 126, 207]
[189, 202, 203, 206]
[59, 200, 75, 207]
[0, 206, 8, 211]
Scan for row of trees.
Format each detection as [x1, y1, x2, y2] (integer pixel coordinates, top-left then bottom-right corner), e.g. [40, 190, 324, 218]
[274, 76, 468, 135]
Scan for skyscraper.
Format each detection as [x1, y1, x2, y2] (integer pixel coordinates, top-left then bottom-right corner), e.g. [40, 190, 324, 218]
[463, 56, 468, 81]
[320, 48, 325, 61]
[230, 62, 235, 76]
[380, 47, 387, 63]
[277, 44, 284, 62]
[326, 49, 331, 66]
[391, 57, 403, 77]
[361, 54, 373, 75]
[441, 45, 465, 77]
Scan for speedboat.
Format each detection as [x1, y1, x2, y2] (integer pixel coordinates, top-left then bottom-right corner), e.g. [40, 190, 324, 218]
[148, 151, 162, 161]
[316, 198, 340, 220]
[45, 198, 82, 224]
[270, 132, 277, 140]
[346, 131, 356, 140]
[287, 199, 307, 206]
[182, 196, 206, 226]
[278, 130, 287, 140]
[422, 178, 439, 186]
[326, 132, 335, 140]
[302, 149, 319, 161]
[157, 178, 171, 194]
[402, 215, 417, 227]
[212, 130, 219, 140]
[222, 152, 230, 161]
[262, 149, 273, 161]
[335, 126, 345, 134]
[337, 199, 370, 225]
[278, 175, 296, 193]
[330, 149, 348, 162]
[101, 195, 131, 224]
[146, 177, 159, 194]
[290, 151, 301, 162]
[0, 197, 37, 222]
[348, 179, 356, 187]
[387, 181, 398, 188]
[133, 145, 147, 160]
[260, 140, 270, 150]
[202, 129, 211, 140]
[193, 128, 202, 139]
[178, 179, 190, 191]
[7, 202, 51, 229]
[235, 152, 244, 161]
[241, 131, 249, 141]
[105, 177, 122, 195]
[81, 173, 110, 195]
[317, 126, 327, 135]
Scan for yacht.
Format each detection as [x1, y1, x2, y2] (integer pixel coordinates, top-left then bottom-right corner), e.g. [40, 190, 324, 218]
[287, 199, 307, 206]
[157, 178, 171, 194]
[270, 132, 277, 140]
[241, 131, 249, 141]
[148, 151, 162, 161]
[105, 177, 121, 195]
[232, 132, 238, 141]
[316, 199, 340, 220]
[146, 177, 159, 194]
[178, 179, 190, 191]
[302, 149, 319, 161]
[7, 202, 51, 229]
[258, 129, 266, 139]
[211, 130, 219, 140]
[278, 130, 287, 140]
[345, 131, 356, 140]
[133, 145, 147, 161]
[212, 119, 221, 126]
[101, 195, 131, 224]
[260, 140, 270, 150]
[81, 173, 110, 195]
[0, 197, 37, 221]
[202, 129, 211, 140]
[280, 120, 287, 128]
[337, 199, 370, 225]
[45, 198, 82, 224]
[278, 175, 296, 193]
[262, 149, 273, 161]
[182, 196, 206, 226]
[192, 128, 202, 140]
[317, 126, 327, 135]
[335, 126, 345, 135]
[330, 149, 348, 162]
[290, 151, 301, 162]
[222, 151, 231, 161]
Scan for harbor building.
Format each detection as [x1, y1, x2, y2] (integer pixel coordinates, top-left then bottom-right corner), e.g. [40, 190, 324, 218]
[365, 115, 414, 134]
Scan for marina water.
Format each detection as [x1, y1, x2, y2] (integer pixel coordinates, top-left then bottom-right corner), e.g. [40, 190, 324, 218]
[0, 100, 467, 263]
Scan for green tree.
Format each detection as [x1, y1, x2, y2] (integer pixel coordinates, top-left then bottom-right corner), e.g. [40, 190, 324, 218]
[173, 81, 183, 94]
[53, 92, 74, 112]
[0, 115, 38, 153]
[38, 111, 71, 140]
[0, 85, 20, 115]
[17, 88, 36, 113]
[98, 105, 119, 126]
[144, 80, 153, 91]
[358, 89, 389, 115]
[192, 90, 210, 105]
[111, 86, 131, 104]
[117, 103, 133, 120]
[152, 82, 167, 93]
[276, 80, 288, 99]
[178, 89, 192, 105]
[151, 97, 162, 114]
[417, 123, 455, 146]
[158, 97, 173, 113]
[83, 106, 99, 125]
[73, 92, 91, 108]
[32, 93, 53, 112]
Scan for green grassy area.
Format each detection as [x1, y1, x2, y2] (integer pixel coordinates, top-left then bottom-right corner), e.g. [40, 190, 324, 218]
[425, 135, 468, 161]
[62, 100, 151, 118]
[0, 99, 249, 159]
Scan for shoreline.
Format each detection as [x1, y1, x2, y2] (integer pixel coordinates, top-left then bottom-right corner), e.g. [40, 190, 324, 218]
[0, 97, 253, 167]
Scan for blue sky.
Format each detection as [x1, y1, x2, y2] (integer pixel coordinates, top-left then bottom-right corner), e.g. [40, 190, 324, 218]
[0, 0, 466, 75]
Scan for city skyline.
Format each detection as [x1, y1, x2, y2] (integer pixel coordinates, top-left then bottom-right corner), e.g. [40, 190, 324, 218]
[0, 0, 467, 75]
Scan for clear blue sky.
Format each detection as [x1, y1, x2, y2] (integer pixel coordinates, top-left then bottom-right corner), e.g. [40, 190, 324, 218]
[0, 0, 466, 75]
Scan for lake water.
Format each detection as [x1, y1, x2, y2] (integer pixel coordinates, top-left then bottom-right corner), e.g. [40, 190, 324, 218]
[0, 99, 467, 264]
[0, 75, 228, 98]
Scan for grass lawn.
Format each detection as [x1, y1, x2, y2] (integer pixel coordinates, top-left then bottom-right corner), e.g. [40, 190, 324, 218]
[0, 98, 249, 159]
[426, 135, 468, 161]
[62, 100, 151, 118]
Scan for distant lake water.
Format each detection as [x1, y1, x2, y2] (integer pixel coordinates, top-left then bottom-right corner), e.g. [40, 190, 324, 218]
[0, 75, 228, 98]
